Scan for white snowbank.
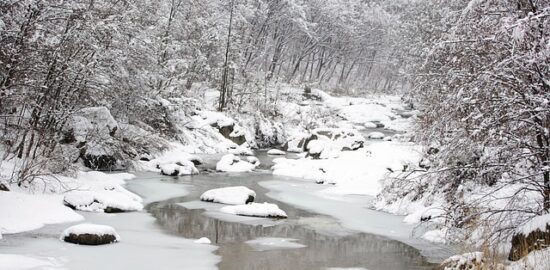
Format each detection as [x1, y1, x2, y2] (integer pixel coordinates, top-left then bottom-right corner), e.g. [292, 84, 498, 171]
[0, 192, 83, 234]
[62, 171, 143, 213]
[0, 254, 60, 270]
[507, 247, 550, 270]
[194, 237, 212, 244]
[220, 202, 287, 218]
[245, 237, 306, 251]
[216, 154, 256, 172]
[200, 186, 256, 205]
[267, 149, 286, 155]
[273, 141, 421, 196]
[61, 223, 120, 240]
[517, 214, 550, 235]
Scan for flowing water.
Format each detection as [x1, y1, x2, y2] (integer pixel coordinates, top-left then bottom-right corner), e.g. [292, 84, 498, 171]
[136, 150, 441, 270]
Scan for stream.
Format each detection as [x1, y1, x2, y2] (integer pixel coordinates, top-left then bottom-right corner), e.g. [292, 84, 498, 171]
[0, 134, 452, 270]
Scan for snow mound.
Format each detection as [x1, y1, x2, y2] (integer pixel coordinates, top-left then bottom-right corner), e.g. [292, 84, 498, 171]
[440, 252, 484, 270]
[267, 149, 286, 155]
[159, 161, 198, 176]
[507, 247, 550, 270]
[0, 192, 83, 234]
[517, 214, 550, 235]
[220, 202, 287, 218]
[64, 189, 143, 213]
[216, 154, 256, 172]
[245, 237, 306, 251]
[194, 237, 212, 244]
[367, 132, 385, 139]
[61, 223, 120, 245]
[0, 254, 60, 270]
[200, 186, 256, 205]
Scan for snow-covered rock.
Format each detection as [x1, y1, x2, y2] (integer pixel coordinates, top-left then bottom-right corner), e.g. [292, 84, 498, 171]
[367, 132, 385, 139]
[194, 237, 212, 244]
[216, 154, 256, 172]
[220, 202, 287, 218]
[64, 189, 143, 213]
[159, 161, 199, 176]
[267, 149, 286, 155]
[200, 186, 256, 205]
[61, 223, 120, 245]
[246, 156, 261, 167]
[439, 252, 485, 270]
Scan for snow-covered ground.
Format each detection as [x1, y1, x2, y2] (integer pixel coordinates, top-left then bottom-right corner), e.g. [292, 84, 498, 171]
[0, 176, 220, 270]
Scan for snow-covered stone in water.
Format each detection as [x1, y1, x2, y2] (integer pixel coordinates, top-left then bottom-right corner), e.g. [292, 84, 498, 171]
[61, 223, 120, 245]
[227, 144, 254, 156]
[216, 154, 255, 172]
[363, 122, 378, 128]
[267, 149, 286, 155]
[200, 186, 256, 205]
[439, 252, 484, 270]
[246, 156, 261, 167]
[383, 136, 392, 141]
[194, 237, 211, 244]
[367, 132, 385, 139]
[220, 202, 287, 218]
[159, 161, 198, 176]
[63, 190, 143, 213]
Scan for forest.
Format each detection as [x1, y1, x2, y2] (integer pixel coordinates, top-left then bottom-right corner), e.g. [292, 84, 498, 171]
[0, 0, 549, 269]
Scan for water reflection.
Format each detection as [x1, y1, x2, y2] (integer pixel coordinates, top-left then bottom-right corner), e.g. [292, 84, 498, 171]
[150, 203, 434, 270]
[142, 150, 436, 270]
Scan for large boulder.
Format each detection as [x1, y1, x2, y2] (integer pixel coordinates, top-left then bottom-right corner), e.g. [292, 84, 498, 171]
[509, 215, 550, 261]
[61, 224, 120, 245]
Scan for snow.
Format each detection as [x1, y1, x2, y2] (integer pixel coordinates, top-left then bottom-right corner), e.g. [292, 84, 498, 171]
[0, 170, 144, 235]
[216, 154, 256, 172]
[220, 202, 288, 218]
[62, 171, 143, 213]
[61, 223, 120, 240]
[367, 132, 385, 139]
[507, 247, 550, 270]
[159, 162, 198, 176]
[440, 252, 484, 269]
[245, 237, 306, 251]
[246, 156, 261, 166]
[140, 148, 201, 173]
[0, 192, 83, 234]
[200, 186, 256, 205]
[194, 237, 212, 244]
[0, 254, 60, 270]
[273, 141, 421, 196]
[517, 214, 550, 235]
[267, 149, 286, 155]
[64, 189, 143, 213]
[422, 228, 447, 244]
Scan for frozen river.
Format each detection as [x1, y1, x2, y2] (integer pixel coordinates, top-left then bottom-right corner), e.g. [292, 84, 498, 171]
[0, 151, 451, 270]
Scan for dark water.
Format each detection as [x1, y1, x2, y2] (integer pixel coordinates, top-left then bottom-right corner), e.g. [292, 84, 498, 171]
[145, 171, 437, 270]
